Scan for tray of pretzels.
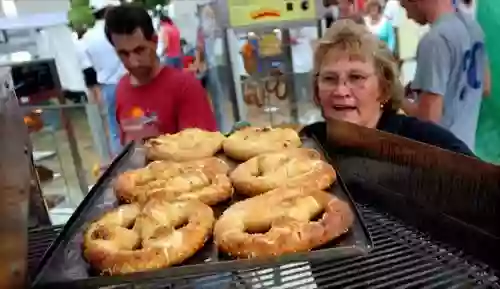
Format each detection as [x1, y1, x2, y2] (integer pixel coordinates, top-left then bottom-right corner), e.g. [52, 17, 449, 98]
[33, 126, 373, 288]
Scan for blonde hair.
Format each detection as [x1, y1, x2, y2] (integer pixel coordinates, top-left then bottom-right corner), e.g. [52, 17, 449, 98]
[313, 19, 403, 111]
[365, 0, 383, 13]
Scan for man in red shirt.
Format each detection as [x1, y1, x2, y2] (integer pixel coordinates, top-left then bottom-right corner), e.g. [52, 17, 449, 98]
[104, 5, 216, 144]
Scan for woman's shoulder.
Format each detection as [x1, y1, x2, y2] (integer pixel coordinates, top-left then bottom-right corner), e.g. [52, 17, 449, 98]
[300, 122, 327, 142]
[383, 112, 474, 156]
[300, 115, 473, 157]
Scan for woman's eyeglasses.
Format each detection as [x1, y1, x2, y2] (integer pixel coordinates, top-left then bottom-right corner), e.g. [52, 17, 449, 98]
[317, 72, 373, 89]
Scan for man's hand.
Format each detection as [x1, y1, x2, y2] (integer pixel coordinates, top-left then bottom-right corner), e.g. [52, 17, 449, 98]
[93, 163, 110, 178]
[483, 66, 491, 98]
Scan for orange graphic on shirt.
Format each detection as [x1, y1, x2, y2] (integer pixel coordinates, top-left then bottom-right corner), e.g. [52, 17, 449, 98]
[130, 107, 145, 118]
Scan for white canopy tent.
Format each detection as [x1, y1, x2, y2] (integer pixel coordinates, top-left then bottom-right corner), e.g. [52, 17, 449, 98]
[0, 1, 110, 208]
[0, 10, 86, 92]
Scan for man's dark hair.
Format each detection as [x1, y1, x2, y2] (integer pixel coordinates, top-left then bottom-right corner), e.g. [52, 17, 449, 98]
[93, 7, 107, 20]
[105, 4, 155, 45]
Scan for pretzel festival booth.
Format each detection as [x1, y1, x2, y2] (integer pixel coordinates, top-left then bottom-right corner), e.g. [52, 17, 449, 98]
[24, 1, 500, 288]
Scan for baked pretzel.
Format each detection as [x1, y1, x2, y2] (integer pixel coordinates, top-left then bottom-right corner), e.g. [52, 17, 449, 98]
[223, 127, 302, 161]
[230, 148, 336, 196]
[83, 199, 214, 275]
[145, 128, 225, 162]
[114, 158, 233, 205]
[214, 187, 354, 259]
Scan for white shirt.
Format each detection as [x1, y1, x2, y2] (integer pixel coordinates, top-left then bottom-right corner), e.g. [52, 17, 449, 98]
[365, 16, 388, 35]
[329, 5, 340, 19]
[36, 26, 87, 92]
[80, 20, 126, 85]
[72, 34, 92, 70]
[290, 27, 317, 74]
[383, 0, 401, 28]
[458, 2, 476, 20]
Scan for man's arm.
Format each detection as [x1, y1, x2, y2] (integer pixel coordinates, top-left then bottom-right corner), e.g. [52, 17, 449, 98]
[412, 92, 444, 122]
[483, 64, 491, 97]
[409, 34, 451, 123]
[177, 73, 217, 131]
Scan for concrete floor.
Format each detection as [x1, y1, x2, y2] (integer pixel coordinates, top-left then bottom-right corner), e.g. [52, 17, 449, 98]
[31, 108, 100, 214]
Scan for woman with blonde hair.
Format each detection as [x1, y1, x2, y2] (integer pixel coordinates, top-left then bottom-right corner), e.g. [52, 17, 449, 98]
[301, 20, 472, 155]
[364, 0, 395, 51]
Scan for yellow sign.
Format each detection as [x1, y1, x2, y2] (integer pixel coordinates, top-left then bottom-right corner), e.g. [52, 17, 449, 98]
[228, 0, 317, 28]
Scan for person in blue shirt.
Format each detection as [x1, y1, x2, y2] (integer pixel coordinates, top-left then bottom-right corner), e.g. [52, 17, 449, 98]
[364, 0, 396, 52]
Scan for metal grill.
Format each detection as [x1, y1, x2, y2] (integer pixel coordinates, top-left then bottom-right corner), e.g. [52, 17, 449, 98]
[28, 225, 62, 280]
[28, 204, 500, 289]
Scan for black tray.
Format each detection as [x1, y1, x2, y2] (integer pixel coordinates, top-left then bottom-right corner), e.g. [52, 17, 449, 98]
[32, 138, 373, 289]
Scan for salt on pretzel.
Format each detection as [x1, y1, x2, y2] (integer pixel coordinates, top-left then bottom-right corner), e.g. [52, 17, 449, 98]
[145, 128, 225, 162]
[222, 127, 302, 161]
[230, 148, 336, 196]
[214, 187, 354, 259]
[83, 199, 214, 275]
[114, 157, 233, 205]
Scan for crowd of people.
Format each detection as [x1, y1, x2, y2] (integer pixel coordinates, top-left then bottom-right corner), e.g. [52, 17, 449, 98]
[73, 0, 489, 163]
[74, 2, 215, 158]
[321, 0, 489, 152]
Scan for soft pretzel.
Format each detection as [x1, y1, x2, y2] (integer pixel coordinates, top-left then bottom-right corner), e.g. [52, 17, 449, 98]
[145, 128, 225, 162]
[222, 127, 302, 161]
[214, 187, 354, 259]
[83, 199, 215, 275]
[230, 148, 336, 196]
[114, 158, 233, 205]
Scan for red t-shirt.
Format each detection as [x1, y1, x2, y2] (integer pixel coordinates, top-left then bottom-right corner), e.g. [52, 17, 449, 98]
[162, 23, 181, 57]
[116, 66, 217, 143]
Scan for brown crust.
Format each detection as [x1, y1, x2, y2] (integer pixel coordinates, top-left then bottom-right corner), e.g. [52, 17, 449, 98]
[230, 148, 336, 196]
[222, 127, 302, 161]
[114, 158, 232, 205]
[83, 200, 215, 275]
[214, 187, 354, 259]
[145, 128, 225, 162]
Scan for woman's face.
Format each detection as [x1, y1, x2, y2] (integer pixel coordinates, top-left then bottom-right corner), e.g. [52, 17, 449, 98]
[316, 50, 383, 128]
[368, 5, 380, 18]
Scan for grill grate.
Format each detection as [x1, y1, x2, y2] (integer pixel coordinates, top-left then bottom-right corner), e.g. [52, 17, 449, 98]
[28, 225, 63, 280]
[29, 204, 500, 288]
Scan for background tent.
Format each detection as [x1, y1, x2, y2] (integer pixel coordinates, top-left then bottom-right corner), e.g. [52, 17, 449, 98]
[476, 0, 500, 164]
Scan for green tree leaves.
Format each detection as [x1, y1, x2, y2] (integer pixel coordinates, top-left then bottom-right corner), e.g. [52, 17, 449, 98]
[69, 0, 93, 29]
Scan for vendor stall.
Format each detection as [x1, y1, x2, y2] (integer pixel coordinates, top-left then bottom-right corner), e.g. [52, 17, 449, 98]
[198, 0, 330, 129]
[22, 76, 500, 289]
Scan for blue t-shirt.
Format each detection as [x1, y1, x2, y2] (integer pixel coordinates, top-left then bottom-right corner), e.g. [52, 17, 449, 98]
[411, 11, 487, 151]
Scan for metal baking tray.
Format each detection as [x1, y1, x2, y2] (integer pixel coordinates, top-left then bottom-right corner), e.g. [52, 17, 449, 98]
[32, 138, 373, 289]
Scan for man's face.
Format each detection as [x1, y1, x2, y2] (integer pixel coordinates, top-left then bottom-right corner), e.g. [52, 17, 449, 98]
[111, 28, 158, 80]
[400, 0, 427, 25]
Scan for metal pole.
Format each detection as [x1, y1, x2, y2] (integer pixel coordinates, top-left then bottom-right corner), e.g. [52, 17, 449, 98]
[280, 28, 299, 123]
[222, 28, 242, 122]
[48, 59, 89, 197]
